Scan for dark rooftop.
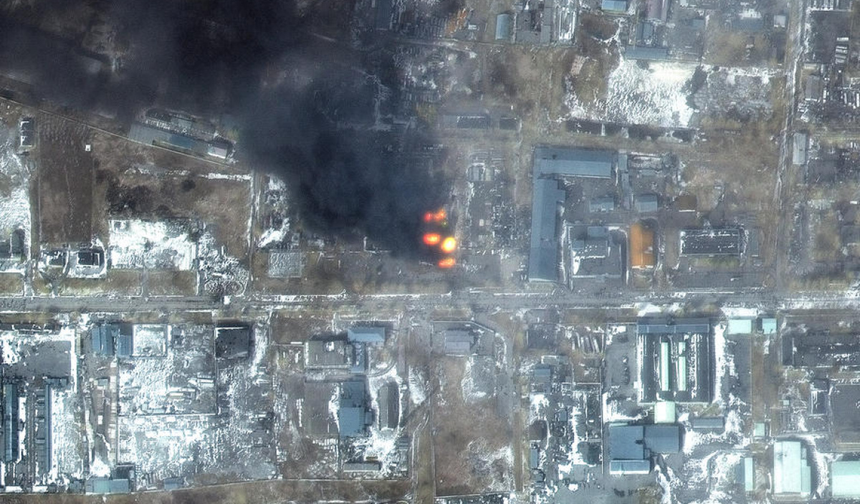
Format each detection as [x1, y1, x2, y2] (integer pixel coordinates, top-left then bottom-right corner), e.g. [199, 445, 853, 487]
[679, 228, 742, 256]
[215, 324, 252, 359]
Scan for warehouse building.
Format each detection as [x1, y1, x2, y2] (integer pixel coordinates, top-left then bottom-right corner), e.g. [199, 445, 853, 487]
[608, 423, 681, 475]
[637, 318, 713, 403]
[679, 228, 742, 256]
[529, 147, 617, 283]
[831, 460, 860, 498]
[772, 440, 811, 496]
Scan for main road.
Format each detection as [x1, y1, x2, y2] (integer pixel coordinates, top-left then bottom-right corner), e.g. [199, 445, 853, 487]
[1, 287, 859, 316]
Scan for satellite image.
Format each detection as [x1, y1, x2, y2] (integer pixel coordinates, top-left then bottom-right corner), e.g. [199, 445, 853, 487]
[0, 0, 860, 503]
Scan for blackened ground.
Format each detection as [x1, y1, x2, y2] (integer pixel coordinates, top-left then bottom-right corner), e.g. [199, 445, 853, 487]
[0, 0, 450, 256]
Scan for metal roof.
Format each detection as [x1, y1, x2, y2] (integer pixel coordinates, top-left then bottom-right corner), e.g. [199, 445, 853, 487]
[635, 193, 659, 212]
[347, 327, 385, 344]
[761, 318, 777, 335]
[589, 196, 615, 213]
[528, 178, 565, 282]
[609, 459, 651, 474]
[773, 441, 811, 495]
[602, 0, 628, 11]
[680, 228, 742, 256]
[690, 416, 724, 431]
[638, 318, 711, 335]
[832, 461, 860, 497]
[339, 379, 371, 438]
[495, 13, 512, 41]
[643, 425, 680, 453]
[624, 46, 671, 61]
[534, 147, 614, 179]
[609, 425, 646, 460]
[727, 319, 753, 335]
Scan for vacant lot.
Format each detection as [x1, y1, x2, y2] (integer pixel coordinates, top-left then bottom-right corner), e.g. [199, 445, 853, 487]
[432, 356, 512, 496]
[37, 114, 94, 243]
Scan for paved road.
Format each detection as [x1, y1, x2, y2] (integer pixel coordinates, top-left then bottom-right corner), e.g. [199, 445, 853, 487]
[3, 287, 860, 317]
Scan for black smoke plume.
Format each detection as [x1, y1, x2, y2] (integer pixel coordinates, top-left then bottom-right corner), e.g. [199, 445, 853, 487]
[0, 0, 447, 256]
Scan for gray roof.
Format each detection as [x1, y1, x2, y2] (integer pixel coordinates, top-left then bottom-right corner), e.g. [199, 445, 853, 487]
[609, 425, 646, 460]
[528, 179, 565, 282]
[589, 196, 615, 213]
[375, 0, 392, 30]
[635, 194, 659, 212]
[690, 416, 725, 431]
[609, 459, 651, 474]
[624, 46, 671, 61]
[348, 327, 385, 344]
[644, 425, 680, 453]
[306, 339, 351, 368]
[534, 147, 614, 179]
[116, 328, 133, 358]
[92, 323, 117, 355]
[215, 325, 252, 359]
[343, 461, 382, 472]
[602, 0, 628, 11]
[86, 477, 131, 494]
[680, 228, 742, 256]
[638, 318, 711, 335]
[4, 383, 19, 462]
[444, 330, 476, 355]
[339, 379, 372, 438]
[495, 13, 512, 41]
[128, 123, 206, 154]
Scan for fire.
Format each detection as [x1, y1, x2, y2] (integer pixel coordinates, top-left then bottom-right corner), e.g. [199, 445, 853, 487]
[440, 236, 457, 254]
[438, 257, 456, 268]
[423, 209, 447, 223]
[423, 233, 441, 246]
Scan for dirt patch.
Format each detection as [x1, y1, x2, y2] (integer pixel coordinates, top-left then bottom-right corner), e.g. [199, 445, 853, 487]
[147, 270, 198, 296]
[37, 114, 94, 244]
[433, 357, 512, 496]
[0, 274, 22, 294]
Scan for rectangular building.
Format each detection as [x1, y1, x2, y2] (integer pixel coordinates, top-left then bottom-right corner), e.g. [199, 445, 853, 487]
[637, 318, 712, 403]
[528, 179, 565, 282]
[679, 228, 742, 256]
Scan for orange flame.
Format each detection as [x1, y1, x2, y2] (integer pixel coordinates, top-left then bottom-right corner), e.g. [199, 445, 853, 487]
[438, 257, 456, 268]
[440, 236, 457, 254]
[424, 209, 447, 223]
[423, 233, 441, 246]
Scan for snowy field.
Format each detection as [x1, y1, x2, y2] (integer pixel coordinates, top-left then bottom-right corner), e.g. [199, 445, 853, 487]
[0, 126, 31, 270]
[109, 219, 197, 270]
[565, 61, 777, 128]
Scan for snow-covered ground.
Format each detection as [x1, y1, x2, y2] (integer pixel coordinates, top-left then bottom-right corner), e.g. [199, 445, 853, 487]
[0, 127, 31, 272]
[109, 219, 197, 270]
[566, 60, 696, 128]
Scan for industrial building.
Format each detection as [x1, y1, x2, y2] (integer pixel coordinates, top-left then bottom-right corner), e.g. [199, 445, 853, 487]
[772, 440, 811, 496]
[831, 461, 860, 498]
[637, 318, 713, 403]
[608, 423, 681, 475]
[338, 379, 374, 438]
[528, 179, 566, 283]
[529, 147, 618, 283]
[215, 324, 253, 360]
[567, 225, 623, 279]
[679, 228, 742, 256]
